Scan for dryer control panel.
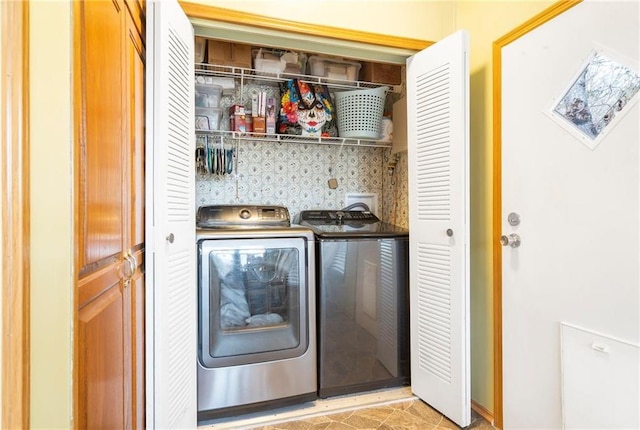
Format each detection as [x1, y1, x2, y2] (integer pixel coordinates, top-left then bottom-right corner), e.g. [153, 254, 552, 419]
[299, 210, 379, 224]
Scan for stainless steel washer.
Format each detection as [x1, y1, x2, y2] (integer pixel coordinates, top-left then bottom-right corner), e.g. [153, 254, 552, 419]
[197, 205, 317, 422]
[299, 209, 410, 398]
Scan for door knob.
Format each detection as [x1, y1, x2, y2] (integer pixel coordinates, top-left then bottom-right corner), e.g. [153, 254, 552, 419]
[500, 233, 521, 248]
[166, 233, 175, 243]
[446, 228, 454, 237]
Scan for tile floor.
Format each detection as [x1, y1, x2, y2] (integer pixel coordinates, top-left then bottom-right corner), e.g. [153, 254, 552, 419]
[199, 387, 494, 430]
[249, 399, 493, 430]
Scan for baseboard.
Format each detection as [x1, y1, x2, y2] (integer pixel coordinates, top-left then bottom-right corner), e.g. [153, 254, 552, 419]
[471, 400, 495, 425]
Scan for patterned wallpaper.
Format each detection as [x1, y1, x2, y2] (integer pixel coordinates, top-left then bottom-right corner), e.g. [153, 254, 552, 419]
[382, 150, 409, 229]
[195, 141, 408, 227]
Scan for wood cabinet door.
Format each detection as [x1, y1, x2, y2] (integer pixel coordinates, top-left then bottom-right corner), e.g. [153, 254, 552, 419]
[77, 267, 128, 429]
[74, 0, 145, 427]
[125, 10, 146, 428]
[76, 0, 124, 269]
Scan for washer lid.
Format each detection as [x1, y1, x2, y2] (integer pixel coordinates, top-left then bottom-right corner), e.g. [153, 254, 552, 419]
[299, 220, 408, 238]
[298, 210, 408, 238]
[197, 205, 290, 228]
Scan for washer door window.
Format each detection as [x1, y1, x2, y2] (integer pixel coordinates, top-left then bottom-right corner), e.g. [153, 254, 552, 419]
[199, 237, 308, 368]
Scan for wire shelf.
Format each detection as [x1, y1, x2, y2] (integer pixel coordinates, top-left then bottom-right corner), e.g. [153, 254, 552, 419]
[194, 130, 391, 148]
[194, 63, 402, 94]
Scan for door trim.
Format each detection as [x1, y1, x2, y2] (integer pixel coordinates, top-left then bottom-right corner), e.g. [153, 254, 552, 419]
[491, 1, 583, 428]
[1, 1, 30, 428]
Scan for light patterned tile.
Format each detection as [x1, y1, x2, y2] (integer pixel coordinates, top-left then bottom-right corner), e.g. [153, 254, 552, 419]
[274, 161, 287, 176]
[323, 422, 358, 430]
[323, 411, 354, 422]
[198, 141, 409, 226]
[312, 162, 327, 176]
[435, 417, 460, 430]
[288, 158, 301, 173]
[342, 414, 383, 429]
[308, 424, 332, 430]
[388, 400, 415, 411]
[380, 408, 433, 429]
[405, 400, 444, 421]
[302, 415, 334, 425]
[351, 406, 395, 423]
[234, 399, 494, 430]
[269, 420, 315, 430]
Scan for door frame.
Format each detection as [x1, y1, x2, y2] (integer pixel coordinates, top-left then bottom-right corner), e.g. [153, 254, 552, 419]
[1, 1, 30, 428]
[491, 1, 583, 428]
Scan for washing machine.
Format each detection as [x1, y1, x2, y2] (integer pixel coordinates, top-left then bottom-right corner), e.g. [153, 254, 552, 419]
[197, 205, 317, 422]
[299, 209, 410, 398]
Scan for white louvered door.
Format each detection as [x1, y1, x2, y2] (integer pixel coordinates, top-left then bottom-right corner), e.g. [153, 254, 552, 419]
[146, 0, 197, 428]
[407, 30, 470, 428]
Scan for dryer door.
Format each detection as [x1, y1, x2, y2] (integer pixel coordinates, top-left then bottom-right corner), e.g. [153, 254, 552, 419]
[199, 237, 310, 368]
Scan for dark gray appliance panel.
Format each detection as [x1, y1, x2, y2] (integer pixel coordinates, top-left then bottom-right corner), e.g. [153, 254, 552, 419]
[317, 236, 409, 398]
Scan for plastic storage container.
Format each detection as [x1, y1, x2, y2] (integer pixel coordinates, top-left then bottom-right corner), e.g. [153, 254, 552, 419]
[308, 56, 361, 81]
[195, 107, 223, 131]
[254, 57, 286, 74]
[195, 84, 223, 108]
[254, 49, 307, 75]
[334, 86, 389, 139]
[195, 75, 236, 94]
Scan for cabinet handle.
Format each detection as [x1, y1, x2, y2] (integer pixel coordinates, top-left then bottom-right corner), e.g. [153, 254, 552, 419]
[127, 250, 136, 277]
[123, 250, 136, 280]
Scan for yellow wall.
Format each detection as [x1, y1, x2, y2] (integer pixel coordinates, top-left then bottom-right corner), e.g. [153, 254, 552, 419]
[192, 0, 458, 42]
[0, 2, 4, 425]
[455, 0, 555, 411]
[29, 0, 73, 427]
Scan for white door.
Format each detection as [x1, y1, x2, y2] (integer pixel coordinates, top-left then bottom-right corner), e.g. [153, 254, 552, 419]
[146, 0, 197, 427]
[408, 30, 470, 428]
[500, 1, 640, 428]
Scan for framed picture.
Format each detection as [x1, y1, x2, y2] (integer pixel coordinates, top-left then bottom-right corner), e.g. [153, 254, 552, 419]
[548, 47, 640, 149]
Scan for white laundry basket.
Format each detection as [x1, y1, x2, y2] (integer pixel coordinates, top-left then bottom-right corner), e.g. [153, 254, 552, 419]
[334, 86, 389, 139]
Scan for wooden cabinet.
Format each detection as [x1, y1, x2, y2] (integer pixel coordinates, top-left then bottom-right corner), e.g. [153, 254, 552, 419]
[74, 0, 145, 427]
[125, 8, 146, 427]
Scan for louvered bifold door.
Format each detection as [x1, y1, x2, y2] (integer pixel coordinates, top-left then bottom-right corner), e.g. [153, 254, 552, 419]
[407, 30, 470, 428]
[145, 0, 197, 428]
